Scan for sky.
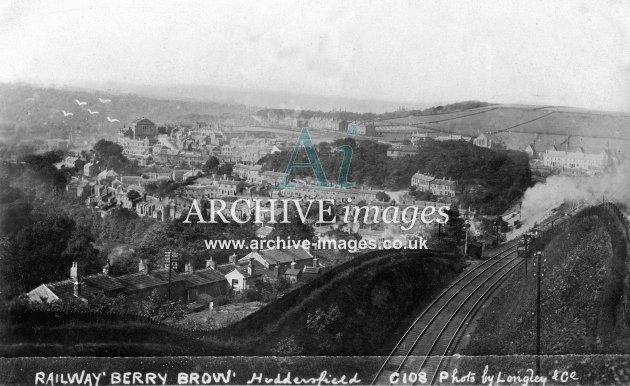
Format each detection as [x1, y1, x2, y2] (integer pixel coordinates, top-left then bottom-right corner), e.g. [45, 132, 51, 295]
[1, 0, 629, 112]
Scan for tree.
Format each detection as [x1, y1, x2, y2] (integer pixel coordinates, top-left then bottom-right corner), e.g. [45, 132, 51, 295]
[376, 191, 390, 202]
[62, 227, 102, 276]
[446, 207, 465, 241]
[126, 190, 142, 207]
[236, 181, 246, 195]
[137, 289, 187, 321]
[0, 199, 33, 235]
[22, 151, 69, 190]
[203, 156, 220, 175]
[306, 304, 343, 352]
[92, 139, 139, 174]
[269, 213, 314, 241]
[0, 214, 76, 298]
[216, 162, 233, 177]
[93, 140, 124, 164]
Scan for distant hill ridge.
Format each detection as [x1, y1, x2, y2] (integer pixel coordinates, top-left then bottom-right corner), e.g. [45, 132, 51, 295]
[0, 83, 251, 140]
[2, 83, 629, 144]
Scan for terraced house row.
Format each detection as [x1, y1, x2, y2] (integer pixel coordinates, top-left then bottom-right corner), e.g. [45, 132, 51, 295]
[26, 247, 320, 309]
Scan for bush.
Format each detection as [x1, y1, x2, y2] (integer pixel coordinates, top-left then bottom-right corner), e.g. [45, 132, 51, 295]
[241, 289, 262, 302]
[213, 294, 232, 307]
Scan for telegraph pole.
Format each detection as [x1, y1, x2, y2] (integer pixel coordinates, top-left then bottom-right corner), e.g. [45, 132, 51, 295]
[522, 233, 530, 276]
[463, 222, 470, 257]
[166, 251, 172, 300]
[165, 250, 179, 300]
[522, 229, 539, 277]
[524, 237, 528, 276]
[533, 251, 545, 374]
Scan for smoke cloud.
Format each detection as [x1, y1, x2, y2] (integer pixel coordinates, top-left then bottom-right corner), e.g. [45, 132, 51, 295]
[520, 161, 630, 227]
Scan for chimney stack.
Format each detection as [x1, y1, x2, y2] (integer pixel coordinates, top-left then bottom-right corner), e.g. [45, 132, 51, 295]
[206, 257, 216, 269]
[70, 261, 79, 281]
[139, 259, 149, 274]
[290, 259, 296, 269]
[185, 262, 193, 273]
[229, 253, 238, 265]
[313, 256, 319, 268]
[247, 258, 254, 276]
[102, 261, 110, 275]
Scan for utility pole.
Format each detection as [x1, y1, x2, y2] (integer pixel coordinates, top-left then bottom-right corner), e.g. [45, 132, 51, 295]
[495, 218, 501, 245]
[522, 230, 538, 277]
[167, 251, 173, 300]
[165, 250, 179, 300]
[533, 251, 546, 374]
[463, 222, 470, 257]
[522, 233, 530, 276]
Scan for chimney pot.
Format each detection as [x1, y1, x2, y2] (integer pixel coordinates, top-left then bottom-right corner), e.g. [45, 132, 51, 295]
[139, 259, 149, 274]
[70, 261, 79, 281]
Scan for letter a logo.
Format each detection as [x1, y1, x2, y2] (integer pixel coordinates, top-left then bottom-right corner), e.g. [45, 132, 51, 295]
[278, 128, 331, 188]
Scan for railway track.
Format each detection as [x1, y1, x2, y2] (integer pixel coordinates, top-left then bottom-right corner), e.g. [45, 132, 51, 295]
[372, 242, 522, 385]
[372, 206, 586, 385]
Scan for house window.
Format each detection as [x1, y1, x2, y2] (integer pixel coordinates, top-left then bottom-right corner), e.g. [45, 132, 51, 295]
[231, 279, 239, 290]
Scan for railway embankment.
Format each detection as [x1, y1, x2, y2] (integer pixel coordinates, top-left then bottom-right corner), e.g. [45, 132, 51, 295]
[463, 203, 630, 360]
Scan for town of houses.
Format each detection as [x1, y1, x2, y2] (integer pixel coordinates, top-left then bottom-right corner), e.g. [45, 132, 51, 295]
[27, 111, 626, 311]
[57, 114, 623, 249]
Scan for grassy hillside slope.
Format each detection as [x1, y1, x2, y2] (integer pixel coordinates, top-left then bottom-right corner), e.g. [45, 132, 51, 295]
[217, 249, 464, 356]
[465, 204, 630, 356]
[381, 105, 630, 140]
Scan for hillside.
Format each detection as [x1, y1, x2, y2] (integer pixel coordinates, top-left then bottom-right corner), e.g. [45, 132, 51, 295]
[380, 105, 630, 141]
[461, 204, 630, 381]
[215, 249, 464, 356]
[0, 83, 254, 142]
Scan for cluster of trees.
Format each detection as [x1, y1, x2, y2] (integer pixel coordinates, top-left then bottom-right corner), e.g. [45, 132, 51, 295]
[93, 139, 141, 175]
[260, 138, 530, 214]
[202, 156, 233, 177]
[144, 180, 183, 198]
[0, 186, 102, 301]
[19, 151, 70, 190]
[413, 140, 531, 214]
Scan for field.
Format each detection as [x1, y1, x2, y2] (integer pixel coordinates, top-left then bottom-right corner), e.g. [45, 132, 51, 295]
[380, 105, 630, 140]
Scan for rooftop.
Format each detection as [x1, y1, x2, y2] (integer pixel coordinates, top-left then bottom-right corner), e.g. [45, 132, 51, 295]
[116, 273, 168, 291]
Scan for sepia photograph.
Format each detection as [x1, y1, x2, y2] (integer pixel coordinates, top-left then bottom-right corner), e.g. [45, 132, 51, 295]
[1, 0, 630, 385]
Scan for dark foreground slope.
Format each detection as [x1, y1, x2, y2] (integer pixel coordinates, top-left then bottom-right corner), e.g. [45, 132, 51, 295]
[1, 249, 464, 357]
[216, 249, 465, 355]
[466, 203, 630, 356]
